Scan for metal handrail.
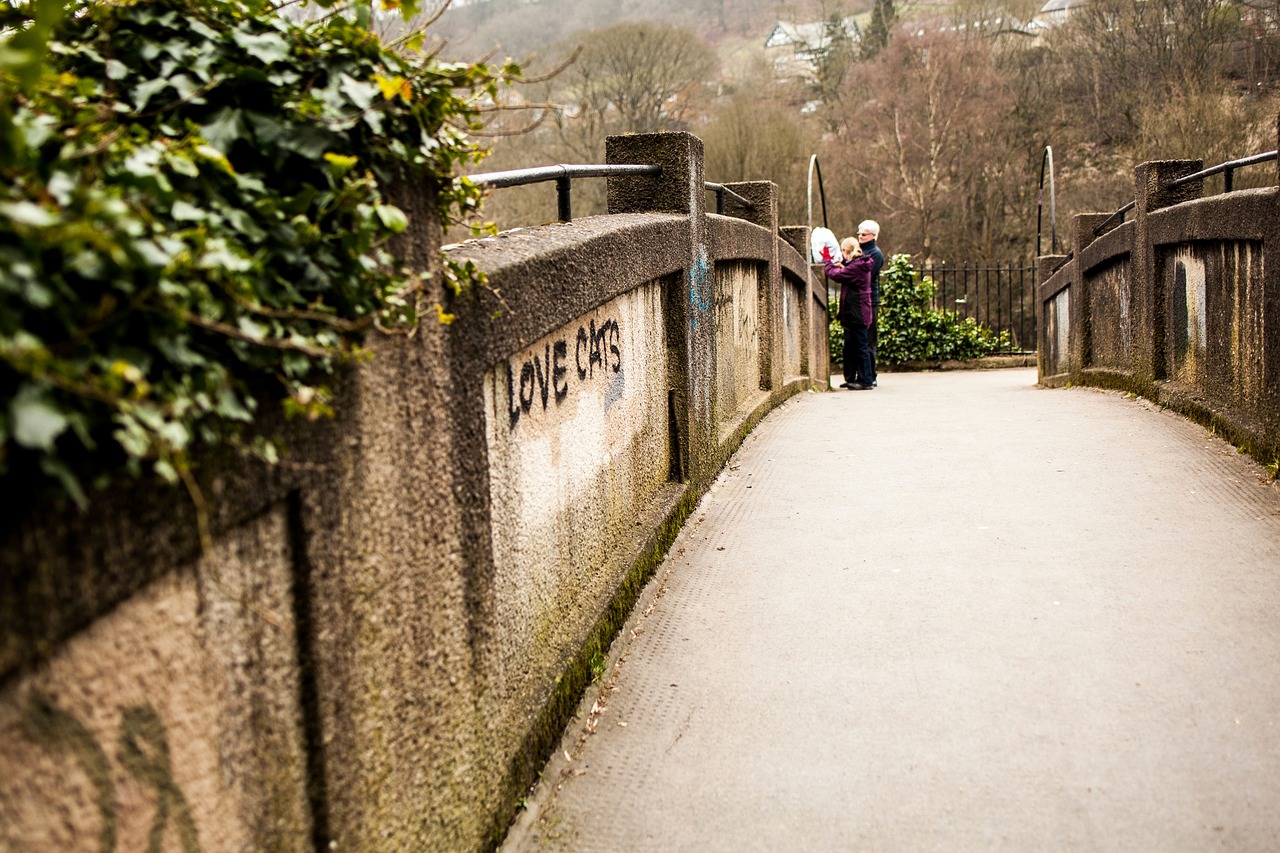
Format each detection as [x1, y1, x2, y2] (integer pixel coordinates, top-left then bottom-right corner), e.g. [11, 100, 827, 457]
[1089, 200, 1136, 239]
[705, 182, 754, 215]
[464, 163, 661, 223]
[462, 163, 756, 222]
[1037, 149, 1279, 274]
[1170, 150, 1277, 192]
[1085, 150, 1278, 240]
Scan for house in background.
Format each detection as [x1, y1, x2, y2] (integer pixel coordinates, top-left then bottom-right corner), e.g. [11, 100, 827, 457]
[1031, 0, 1089, 28]
[764, 15, 860, 83]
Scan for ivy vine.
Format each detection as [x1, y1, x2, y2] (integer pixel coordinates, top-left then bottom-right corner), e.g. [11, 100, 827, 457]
[0, 0, 511, 506]
[876, 254, 1010, 364]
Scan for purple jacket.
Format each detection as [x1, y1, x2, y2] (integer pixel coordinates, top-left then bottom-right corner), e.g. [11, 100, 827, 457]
[824, 254, 874, 326]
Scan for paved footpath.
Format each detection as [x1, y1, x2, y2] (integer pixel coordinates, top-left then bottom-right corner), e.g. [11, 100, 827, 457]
[502, 368, 1280, 853]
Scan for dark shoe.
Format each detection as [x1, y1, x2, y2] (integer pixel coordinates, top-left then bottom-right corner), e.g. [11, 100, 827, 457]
[839, 382, 854, 389]
[850, 382, 873, 390]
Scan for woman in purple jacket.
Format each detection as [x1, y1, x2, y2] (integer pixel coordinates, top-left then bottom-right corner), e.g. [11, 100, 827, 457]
[822, 238, 875, 390]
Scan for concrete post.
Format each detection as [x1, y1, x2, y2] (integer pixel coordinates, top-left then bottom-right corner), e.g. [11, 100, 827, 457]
[779, 225, 808, 259]
[1133, 160, 1203, 386]
[605, 132, 714, 484]
[724, 181, 781, 391]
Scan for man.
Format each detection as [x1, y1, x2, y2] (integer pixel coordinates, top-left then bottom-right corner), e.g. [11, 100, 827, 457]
[857, 220, 885, 386]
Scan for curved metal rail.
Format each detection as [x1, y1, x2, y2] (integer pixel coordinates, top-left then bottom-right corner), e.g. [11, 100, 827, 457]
[1036, 145, 1059, 257]
[806, 154, 829, 235]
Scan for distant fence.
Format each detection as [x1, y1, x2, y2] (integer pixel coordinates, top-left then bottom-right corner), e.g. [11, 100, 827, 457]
[918, 260, 1038, 353]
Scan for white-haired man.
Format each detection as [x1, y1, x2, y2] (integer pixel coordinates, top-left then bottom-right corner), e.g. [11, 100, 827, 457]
[857, 220, 884, 386]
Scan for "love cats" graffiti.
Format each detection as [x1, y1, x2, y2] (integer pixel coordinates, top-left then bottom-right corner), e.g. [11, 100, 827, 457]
[505, 317, 622, 429]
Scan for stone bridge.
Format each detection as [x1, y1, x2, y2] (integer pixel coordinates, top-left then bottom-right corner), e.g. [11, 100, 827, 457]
[2, 131, 1279, 852]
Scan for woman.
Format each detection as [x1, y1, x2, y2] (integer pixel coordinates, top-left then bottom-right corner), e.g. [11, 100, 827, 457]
[821, 238, 875, 390]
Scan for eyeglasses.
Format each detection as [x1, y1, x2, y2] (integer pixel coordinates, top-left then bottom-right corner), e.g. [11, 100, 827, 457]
[858, 231, 873, 237]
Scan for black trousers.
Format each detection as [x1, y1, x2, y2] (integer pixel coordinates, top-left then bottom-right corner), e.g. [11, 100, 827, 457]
[868, 311, 878, 382]
[842, 322, 872, 386]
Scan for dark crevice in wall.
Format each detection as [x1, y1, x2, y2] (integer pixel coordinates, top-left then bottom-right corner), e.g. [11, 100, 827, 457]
[664, 272, 690, 483]
[1172, 260, 1189, 377]
[286, 489, 331, 851]
[667, 390, 683, 482]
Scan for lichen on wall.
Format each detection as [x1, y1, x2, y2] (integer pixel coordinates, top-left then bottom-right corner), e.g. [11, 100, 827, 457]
[1088, 259, 1132, 369]
[714, 260, 764, 432]
[1044, 288, 1070, 376]
[782, 278, 804, 379]
[1172, 248, 1208, 382]
[0, 504, 311, 851]
[483, 283, 670, 685]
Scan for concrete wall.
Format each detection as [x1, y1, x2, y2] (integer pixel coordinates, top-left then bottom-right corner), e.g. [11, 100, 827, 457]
[0, 132, 829, 852]
[1037, 120, 1280, 467]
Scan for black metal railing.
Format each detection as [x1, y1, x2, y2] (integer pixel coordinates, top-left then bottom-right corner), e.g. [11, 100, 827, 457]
[704, 182, 756, 216]
[462, 163, 755, 222]
[917, 259, 1038, 353]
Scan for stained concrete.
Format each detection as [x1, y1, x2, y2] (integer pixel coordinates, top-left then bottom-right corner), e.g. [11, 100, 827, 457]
[504, 368, 1280, 852]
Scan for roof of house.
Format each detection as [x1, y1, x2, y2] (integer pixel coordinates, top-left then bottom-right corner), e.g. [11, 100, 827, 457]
[764, 16, 859, 51]
[1036, 0, 1088, 14]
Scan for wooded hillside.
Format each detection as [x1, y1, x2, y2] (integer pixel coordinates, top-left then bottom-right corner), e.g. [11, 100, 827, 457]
[437, 0, 1280, 262]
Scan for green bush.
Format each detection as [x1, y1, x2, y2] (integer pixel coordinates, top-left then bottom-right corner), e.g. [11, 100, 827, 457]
[876, 254, 1009, 364]
[0, 0, 509, 505]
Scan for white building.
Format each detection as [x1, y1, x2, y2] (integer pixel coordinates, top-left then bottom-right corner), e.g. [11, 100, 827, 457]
[763, 16, 860, 82]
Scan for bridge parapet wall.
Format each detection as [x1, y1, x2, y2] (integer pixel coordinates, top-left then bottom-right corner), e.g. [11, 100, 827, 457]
[0, 132, 828, 852]
[1038, 133, 1280, 468]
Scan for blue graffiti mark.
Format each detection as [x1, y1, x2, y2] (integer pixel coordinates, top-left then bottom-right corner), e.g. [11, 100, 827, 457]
[690, 250, 712, 328]
[604, 370, 626, 412]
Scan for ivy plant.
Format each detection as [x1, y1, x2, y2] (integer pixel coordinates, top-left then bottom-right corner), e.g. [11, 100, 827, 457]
[0, 0, 511, 506]
[875, 254, 1009, 364]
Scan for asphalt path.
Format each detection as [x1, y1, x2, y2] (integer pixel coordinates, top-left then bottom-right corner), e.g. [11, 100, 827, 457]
[503, 368, 1280, 852]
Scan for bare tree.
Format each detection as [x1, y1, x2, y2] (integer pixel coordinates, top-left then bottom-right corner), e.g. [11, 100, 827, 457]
[842, 29, 1015, 260]
[698, 89, 814, 224]
[1045, 0, 1248, 145]
[564, 20, 718, 134]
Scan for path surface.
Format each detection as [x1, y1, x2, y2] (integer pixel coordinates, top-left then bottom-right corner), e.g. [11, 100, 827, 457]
[502, 368, 1280, 853]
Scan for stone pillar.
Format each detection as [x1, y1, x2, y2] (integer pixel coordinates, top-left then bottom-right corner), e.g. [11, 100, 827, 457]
[779, 225, 808, 258]
[606, 132, 715, 483]
[1133, 160, 1203, 386]
[725, 181, 781, 391]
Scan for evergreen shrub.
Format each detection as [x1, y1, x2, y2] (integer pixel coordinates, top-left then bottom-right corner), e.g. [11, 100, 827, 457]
[0, 0, 510, 505]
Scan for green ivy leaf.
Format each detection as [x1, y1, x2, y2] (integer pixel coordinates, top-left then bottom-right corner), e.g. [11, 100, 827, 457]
[1, 0, 503, 508]
[11, 387, 69, 451]
[232, 30, 291, 65]
[339, 72, 378, 111]
[199, 107, 248, 152]
[1, 201, 57, 227]
[375, 203, 408, 233]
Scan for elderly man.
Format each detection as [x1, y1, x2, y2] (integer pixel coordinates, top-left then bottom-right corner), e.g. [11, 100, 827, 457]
[857, 220, 885, 386]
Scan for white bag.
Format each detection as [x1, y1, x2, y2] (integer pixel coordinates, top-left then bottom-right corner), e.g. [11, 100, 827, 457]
[810, 227, 840, 264]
